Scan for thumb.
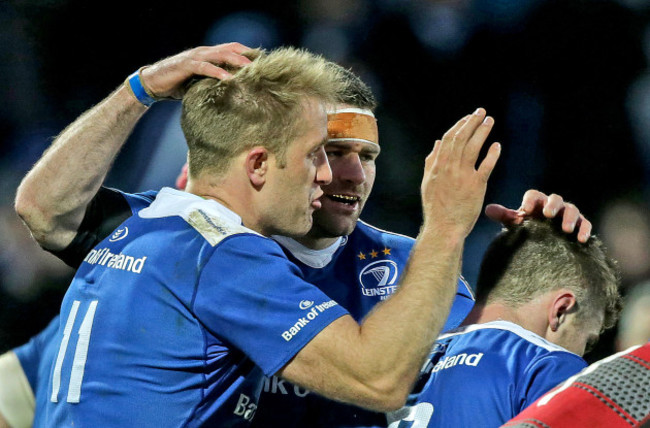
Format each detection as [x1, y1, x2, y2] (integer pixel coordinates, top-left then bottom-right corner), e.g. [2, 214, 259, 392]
[485, 204, 525, 225]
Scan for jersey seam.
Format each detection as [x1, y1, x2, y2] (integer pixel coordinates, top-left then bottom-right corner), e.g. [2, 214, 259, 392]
[186, 241, 221, 427]
[357, 219, 415, 241]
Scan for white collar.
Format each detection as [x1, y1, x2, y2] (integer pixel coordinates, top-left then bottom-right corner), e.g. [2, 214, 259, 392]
[272, 235, 345, 268]
[439, 320, 579, 355]
[139, 187, 243, 225]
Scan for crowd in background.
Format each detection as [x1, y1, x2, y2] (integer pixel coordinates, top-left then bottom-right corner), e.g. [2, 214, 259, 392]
[2, 0, 650, 363]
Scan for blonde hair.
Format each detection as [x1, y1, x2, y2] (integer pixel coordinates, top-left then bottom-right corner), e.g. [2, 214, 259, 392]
[181, 47, 347, 179]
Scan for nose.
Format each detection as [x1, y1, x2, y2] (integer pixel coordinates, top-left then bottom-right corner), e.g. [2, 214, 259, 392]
[315, 146, 332, 185]
[339, 154, 366, 185]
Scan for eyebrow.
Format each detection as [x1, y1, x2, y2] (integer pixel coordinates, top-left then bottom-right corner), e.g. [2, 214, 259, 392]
[309, 135, 329, 153]
[326, 141, 381, 154]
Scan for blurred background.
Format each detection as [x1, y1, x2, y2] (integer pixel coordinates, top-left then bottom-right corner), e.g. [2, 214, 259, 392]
[2, 0, 650, 362]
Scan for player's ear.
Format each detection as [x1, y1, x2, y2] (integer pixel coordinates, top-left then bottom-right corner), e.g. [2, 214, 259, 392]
[246, 147, 268, 188]
[548, 289, 577, 332]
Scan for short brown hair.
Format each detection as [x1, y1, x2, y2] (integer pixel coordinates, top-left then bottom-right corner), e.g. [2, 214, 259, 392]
[181, 47, 347, 179]
[476, 219, 622, 331]
[328, 63, 377, 111]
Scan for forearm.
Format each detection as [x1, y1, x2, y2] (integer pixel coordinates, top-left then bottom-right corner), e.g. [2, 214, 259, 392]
[15, 84, 146, 250]
[281, 110, 499, 411]
[357, 227, 462, 381]
[343, 227, 462, 404]
[0, 352, 34, 428]
[0, 412, 9, 428]
[281, 226, 464, 411]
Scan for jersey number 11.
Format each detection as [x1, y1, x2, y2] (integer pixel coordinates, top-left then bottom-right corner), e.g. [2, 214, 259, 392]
[50, 300, 98, 404]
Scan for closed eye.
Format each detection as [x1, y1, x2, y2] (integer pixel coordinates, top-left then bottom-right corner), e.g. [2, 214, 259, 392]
[326, 150, 344, 159]
[360, 152, 378, 162]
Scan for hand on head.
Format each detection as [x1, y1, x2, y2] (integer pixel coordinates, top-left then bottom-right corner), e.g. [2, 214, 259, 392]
[140, 42, 253, 100]
[485, 189, 592, 243]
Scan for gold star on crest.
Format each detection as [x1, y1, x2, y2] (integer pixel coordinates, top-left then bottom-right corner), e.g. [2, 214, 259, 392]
[357, 252, 366, 260]
[369, 250, 379, 258]
[383, 247, 391, 256]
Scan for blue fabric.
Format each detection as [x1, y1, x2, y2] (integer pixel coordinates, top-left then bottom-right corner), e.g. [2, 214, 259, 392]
[14, 316, 60, 399]
[25, 188, 476, 427]
[387, 321, 588, 428]
[252, 221, 476, 428]
[36, 188, 347, 427]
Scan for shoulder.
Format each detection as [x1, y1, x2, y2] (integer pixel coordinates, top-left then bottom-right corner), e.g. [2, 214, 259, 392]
[353, 220, 415, 247]
[121, 189, 159, 212]
[504, 343, 650, 427]
[440, 321, 582, 361]
[97, 187, 158, 215]
[139, 188, 266, 248]
[452, 322, 587, 385]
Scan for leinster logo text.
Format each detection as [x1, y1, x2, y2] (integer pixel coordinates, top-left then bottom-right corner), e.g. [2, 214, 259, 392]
[359, 260, 399, 300]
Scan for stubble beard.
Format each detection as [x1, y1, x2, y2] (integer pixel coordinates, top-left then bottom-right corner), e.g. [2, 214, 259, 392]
[307, 208, 360, 240]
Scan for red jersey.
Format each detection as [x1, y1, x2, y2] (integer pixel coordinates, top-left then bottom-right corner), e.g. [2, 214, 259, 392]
[502, 343, 650, 428]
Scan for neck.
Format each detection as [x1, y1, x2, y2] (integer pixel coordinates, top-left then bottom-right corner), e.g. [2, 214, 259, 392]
[462, 302, 515, 325]
[186, 178, 266, 235]
[462, 301, 546, 337]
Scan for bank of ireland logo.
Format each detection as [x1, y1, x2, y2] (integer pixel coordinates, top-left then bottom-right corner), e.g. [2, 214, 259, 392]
[299, 300, 314, 310]
[109, 227, 129, 242]
[359, 260, 399, 299]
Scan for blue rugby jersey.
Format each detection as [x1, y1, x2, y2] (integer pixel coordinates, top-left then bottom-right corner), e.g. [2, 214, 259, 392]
[13, 316, 59, 427]
[17, 188, 160, 427]
[37, 188, 347, 427]
[22, 187, 475, 427]
[387, 320, 588, 428]
[252, 222, 476, 428]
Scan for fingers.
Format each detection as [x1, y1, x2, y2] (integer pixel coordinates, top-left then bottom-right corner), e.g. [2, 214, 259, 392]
[437, 115, 471, 166]
[217, 41, 254, 55]
[542, 193, 564, 218]
[557, 202, 579, 232]
[476, 142, 501, 182]
[576, 216, 592, 243]
[425, 139, 442, 171]
[141, 42, 255, 99]
[484, 203, 523, 225]
[517, 189, 592, 242]
[519, 189, 547, 215]
[194, 43, 254, 71]
[193, 60, 233, 80]
[556, 203, 592, 243]
[432, 108, 498, 180]
[441, 115, 471, 141]
[184, 44, 253, 81]
[448, 108, 487, 165]
[421, 108, 500, 238]
[462, 115, 495, 168]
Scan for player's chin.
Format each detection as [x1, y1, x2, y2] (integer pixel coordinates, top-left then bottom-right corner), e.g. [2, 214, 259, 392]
[315, 216, 356, 238]
[286, 215, 314, 238]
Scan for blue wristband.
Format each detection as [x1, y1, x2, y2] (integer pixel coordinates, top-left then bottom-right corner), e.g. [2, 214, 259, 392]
[126, 69, 157, 107]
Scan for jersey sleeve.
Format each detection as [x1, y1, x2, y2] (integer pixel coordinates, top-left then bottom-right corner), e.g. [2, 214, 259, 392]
[13, 316, 60, 392]
[518, 352, 587, 412]
[193, 234, 349, 377]
[49, 187, 158, 268]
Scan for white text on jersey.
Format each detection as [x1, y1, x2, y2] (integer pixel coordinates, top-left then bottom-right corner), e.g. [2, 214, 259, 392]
[83, 247, 147, 274]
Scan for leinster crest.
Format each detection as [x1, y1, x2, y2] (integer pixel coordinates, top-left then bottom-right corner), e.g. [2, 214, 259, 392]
[359, 260, 399, 299]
